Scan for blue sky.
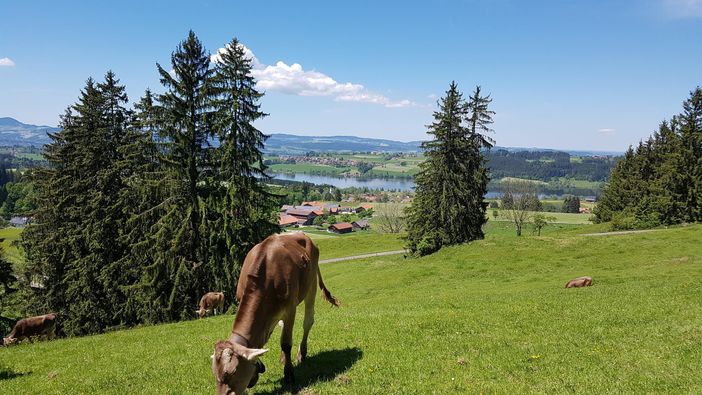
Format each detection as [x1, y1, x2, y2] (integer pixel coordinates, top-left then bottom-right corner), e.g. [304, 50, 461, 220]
[1, 0, 701, 151]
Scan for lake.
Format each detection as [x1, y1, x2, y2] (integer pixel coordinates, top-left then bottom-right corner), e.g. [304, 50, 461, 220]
[271, 173, 507, 198]
[272, 173, 416, 191]
[269, 173, 580, 199]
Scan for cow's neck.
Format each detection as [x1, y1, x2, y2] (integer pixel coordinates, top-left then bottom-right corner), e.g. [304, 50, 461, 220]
[230, 295, 270, 348]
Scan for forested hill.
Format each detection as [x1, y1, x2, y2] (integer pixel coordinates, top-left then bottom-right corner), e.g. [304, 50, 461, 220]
[487, 149, 617, 181]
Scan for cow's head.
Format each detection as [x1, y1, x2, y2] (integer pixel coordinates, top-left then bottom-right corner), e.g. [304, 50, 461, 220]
[2, 337, 17, 346]
[211, 340, 268, 394]
[195, 308, 209, 319]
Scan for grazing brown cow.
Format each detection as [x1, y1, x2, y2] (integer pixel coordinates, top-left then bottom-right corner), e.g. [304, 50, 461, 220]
[211, 233, 339, 394]
[3, 313, 56, 346]
[196, 292, 225, 319]
[565, 276, 593, 288]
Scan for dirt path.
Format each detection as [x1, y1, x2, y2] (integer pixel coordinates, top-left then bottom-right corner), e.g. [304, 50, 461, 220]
[580, 229, 662, 237]
[319, 249, 406, 264]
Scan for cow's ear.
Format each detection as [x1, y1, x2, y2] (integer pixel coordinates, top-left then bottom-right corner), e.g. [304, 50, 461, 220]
[240, 347, 268, 361]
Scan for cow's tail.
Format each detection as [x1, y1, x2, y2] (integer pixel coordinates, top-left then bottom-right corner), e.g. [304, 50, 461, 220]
[317, 270, 340, 307]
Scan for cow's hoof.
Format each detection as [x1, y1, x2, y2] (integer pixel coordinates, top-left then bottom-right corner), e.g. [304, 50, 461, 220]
[296, 349, 307, 363]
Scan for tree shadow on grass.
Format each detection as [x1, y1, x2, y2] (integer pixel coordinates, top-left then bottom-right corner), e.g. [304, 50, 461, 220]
[256, 347, 363, 394]
[0, 366, 31, 381]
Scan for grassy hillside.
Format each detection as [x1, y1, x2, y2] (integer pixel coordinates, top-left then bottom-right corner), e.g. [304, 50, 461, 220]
[1, 224, 701, 394]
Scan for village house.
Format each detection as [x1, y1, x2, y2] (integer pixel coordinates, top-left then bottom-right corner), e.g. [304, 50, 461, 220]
[352, 219, 369, 230]
[324, 203, 340, 215]
[278, 214, 299, 227]
[9, 216, 30, 227]
[328, 222, 353, 234]
[285, 209, 320, 226]
[355, 204, 374, 213]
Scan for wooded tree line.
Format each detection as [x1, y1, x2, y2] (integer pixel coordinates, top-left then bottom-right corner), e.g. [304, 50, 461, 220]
[594, 88, 702, 229]
[486, 150, 616, 182]
[19, 32, 279, 336]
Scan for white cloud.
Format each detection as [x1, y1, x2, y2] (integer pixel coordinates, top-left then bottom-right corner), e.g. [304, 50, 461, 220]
[0, 57, 16, 67]
[598, 128, 616, 133]
[662, 0, 702, 18]
[211, 45, 416, 108]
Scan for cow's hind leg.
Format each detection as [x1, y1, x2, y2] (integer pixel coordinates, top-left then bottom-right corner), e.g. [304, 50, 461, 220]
[280, 308, 296, 385]
[297, 287, 316, 363]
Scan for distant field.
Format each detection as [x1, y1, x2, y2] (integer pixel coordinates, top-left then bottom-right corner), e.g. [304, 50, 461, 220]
[555, 177, 603, 190]
[268, 163, 351, 175]
[266, 154, 421, 178]
[2, 223, 700, 394]
[285, 229, 405, 259]
[490, 209, 592, 225]
[0, 227, 24, 267]
[497, 177, 549, 186]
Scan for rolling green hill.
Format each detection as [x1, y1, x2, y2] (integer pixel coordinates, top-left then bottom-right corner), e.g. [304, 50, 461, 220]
[1, 223, 700, 394]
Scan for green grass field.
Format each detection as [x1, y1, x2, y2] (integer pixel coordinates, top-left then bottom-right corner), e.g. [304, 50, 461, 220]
[490, 209, 593, 225]
[2, 224, 701, 394]
[0, 227, 25, 267]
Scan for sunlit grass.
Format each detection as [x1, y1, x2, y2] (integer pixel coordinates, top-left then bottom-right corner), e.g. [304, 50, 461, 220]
[2, 224, 701, 394]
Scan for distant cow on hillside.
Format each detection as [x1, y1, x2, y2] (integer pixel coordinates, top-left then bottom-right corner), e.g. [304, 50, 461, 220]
[211, 233, 340, 394]
[565, 276, 593, 288]
[3, 313, 56, 346]
[197, 292, 225, 319]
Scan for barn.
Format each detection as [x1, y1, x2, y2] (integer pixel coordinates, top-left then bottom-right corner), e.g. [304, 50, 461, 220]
[328, 222, 353, 234]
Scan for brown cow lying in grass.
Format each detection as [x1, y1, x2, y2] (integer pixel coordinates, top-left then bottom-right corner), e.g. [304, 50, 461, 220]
[196, 292, 225, 319]
[211, 233, 339, 394]
[565, 276, 593, 288]
[3, 313, 56, 346]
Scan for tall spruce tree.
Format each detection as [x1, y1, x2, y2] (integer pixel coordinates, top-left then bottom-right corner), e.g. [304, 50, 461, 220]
[678, 88, 702, 222]
[207, 38, 279, 294]
[405, 82, 493, 256]
[149, 31, 215, 320]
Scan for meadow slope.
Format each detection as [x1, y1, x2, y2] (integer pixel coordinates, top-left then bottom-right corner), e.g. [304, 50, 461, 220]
[1, 224, 701, 394]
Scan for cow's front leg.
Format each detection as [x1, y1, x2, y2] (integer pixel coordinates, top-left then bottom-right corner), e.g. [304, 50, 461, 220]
[280, 309, 296, 385]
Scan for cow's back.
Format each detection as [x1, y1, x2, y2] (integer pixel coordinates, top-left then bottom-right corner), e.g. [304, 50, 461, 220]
[236, 233, 318, 305]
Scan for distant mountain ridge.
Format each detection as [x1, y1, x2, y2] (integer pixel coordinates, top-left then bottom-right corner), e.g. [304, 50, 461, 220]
[0, 117, 622, 156]
[264, 133, 424, 154]
[0, 117, 58, 146]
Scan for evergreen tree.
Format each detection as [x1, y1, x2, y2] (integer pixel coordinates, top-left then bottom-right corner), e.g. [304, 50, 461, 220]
[562, 195, 580, 213]
[148, 31, 215, 320]
[207, 37, 279, 295]
[678, 88, 702, 222]
[405, 82, 493, 256]
[23, 73, 132, 335]
[594, 87, 702, 228]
